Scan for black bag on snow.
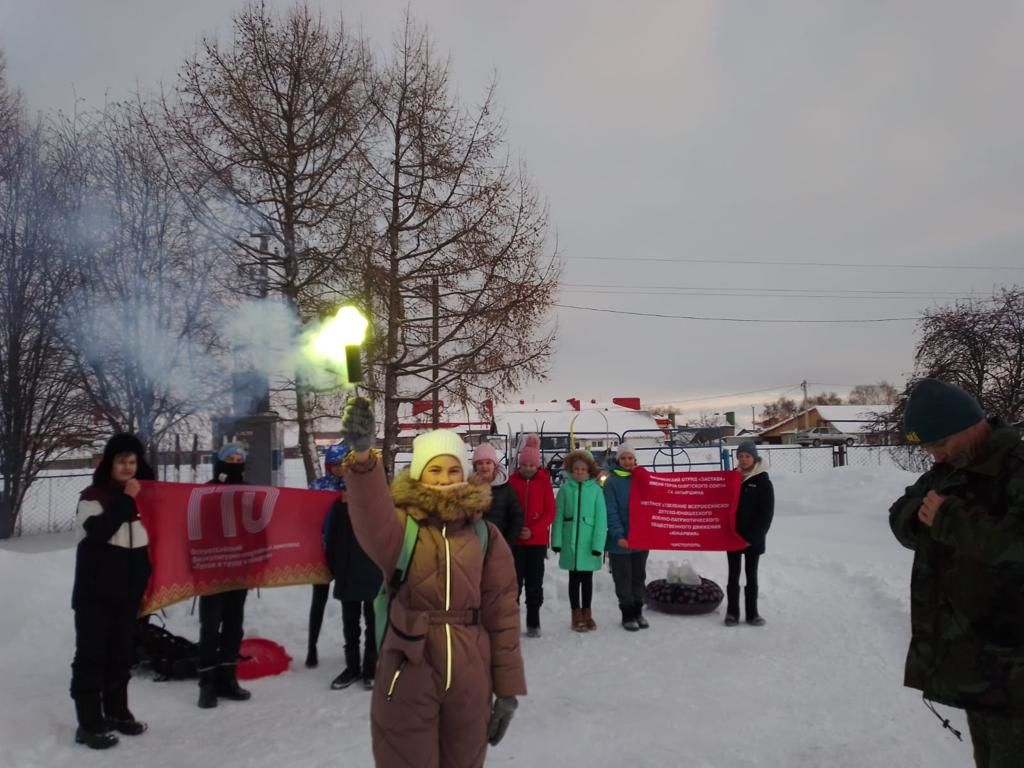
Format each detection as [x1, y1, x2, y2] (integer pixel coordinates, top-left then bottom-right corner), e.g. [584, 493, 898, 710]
[135, 615, 200, 681]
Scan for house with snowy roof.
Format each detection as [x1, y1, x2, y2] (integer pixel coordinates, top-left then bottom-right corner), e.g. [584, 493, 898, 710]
[758, 404, 895, 445]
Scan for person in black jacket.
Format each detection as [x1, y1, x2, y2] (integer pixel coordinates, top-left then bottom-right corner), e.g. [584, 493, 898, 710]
[472, 442, 523, 548]
[197, 443, 253, 709]
[309, 441, 383, 690]
[70, 433, 154, 749]
[725, 441, 775, 627]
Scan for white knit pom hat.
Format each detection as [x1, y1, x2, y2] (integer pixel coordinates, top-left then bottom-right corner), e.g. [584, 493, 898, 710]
[409, 429, 472, 481]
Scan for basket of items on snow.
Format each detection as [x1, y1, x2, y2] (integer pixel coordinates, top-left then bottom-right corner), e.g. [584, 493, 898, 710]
[645, 562, 723, 616]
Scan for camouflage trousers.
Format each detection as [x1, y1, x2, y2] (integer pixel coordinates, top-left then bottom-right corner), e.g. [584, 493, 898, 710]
[966, 710, 1024, 768]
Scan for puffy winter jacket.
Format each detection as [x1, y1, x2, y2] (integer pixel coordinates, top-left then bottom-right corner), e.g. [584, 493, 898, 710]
[72, 483, 151, 611]
[482, 467, 523, 548]
[552, 477, 608, 572]
[344, 460, 526, 767]
[508, 468, 556, 546]
[890, 419, 1024, 713]
[604, 464, 652, 555]
[730, 463, 774, 554]
[324, 498, 383, 602]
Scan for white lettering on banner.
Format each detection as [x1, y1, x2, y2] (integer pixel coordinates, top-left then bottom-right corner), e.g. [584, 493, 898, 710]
[187, 486, 281, 541]
[221, 491, 237, 538]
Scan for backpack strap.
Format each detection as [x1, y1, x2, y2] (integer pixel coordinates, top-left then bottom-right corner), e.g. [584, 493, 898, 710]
[473, 518, 489, 557]
[374, 515, 420, 650]
[392, 515, 421, 588]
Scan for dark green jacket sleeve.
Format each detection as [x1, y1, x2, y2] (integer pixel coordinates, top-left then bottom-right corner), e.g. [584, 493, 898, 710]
[889, 470, 937, 550]
[929, 469, 1024, 564]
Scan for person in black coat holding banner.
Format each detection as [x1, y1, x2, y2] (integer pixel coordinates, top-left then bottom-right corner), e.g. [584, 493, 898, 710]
[197, 443, 253, 709]
[725, 441, 774, 627]
[70, 433, 154, 749]
[324, 481, 383, 691]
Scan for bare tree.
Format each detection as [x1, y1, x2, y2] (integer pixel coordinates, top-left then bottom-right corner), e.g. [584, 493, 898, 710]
[759, 396, 798, 427]
[808, 392, 843, 406]
[161, 2, 376, 482]
[58, 101, 224, 458]
[911, 289, 1024, 422]
[867, 290, 1024, 463]
[694, 411, 722, 428]
[359, 17, 560, 469]
[0, 66, 94, 537]
[847, 381, 898, 406]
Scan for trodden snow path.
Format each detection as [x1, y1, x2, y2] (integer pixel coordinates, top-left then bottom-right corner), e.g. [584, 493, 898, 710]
[1, 467, 971, 767]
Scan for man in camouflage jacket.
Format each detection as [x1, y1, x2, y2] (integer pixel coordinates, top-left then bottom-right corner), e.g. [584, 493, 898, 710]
[889, 378, 1024, 768]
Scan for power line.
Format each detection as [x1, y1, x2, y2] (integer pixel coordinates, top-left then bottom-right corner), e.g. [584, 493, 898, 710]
[560, 287, 974, 301]
[566, 256, 1024, 271]
[561, 282, 984, 297]
[555, 303, 919, 324]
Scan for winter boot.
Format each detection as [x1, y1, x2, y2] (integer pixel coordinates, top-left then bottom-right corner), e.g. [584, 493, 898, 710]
[305, 644, 319, 669]
[197, 670, 218, 709]
[526, 603, 542, 637]
[571, 609, 587, 632]
[634, 602, 649, 629]
[330, 668, 361, 690]
[215, 664, 251, 701]
[621, 604, 640, 632]
[725, 584, 741, 626]
[582, 608, 597, 632]
[102, 684, 147, 736]
[745, 586, 765, 626]
[74, 693, 118, 749]
[362, 648, 377, 690]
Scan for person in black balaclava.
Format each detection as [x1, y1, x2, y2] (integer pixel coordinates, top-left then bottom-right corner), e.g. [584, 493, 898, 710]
[197, 443, 253, 709]
[70, 433, 155, 749]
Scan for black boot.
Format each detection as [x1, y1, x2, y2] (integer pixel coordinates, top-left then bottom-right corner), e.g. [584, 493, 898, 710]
[216, 665, 252, 701]
[197, 670, 218, 709]
[74, 693, 118, 749]
[525, 603, 542, 637]
[725, 584, 740, 626]
[634, 602, 649, 629]
[330, 667, 361, 690]
[362, 644, 377, 690]
[745, 585, 765, 626]
[103, 684, 147, 736]
[621, 604, 640, 632]
[305, 645, 319, 669]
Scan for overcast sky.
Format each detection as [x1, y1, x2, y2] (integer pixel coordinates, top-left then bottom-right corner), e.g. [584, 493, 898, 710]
[3, 0, 1023, 424]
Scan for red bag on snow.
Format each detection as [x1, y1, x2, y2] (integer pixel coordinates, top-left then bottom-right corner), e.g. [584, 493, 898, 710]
[237, 638, 292, 680]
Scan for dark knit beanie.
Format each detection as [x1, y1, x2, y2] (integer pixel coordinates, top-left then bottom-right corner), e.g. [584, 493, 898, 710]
[92, 433, 156, 485]
[903, 378, 985, 444]
[736, 441, 760, 460]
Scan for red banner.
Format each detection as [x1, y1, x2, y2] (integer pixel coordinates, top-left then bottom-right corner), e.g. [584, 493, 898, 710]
[136, 481, 335, 615]
[626, 470, 747, 551]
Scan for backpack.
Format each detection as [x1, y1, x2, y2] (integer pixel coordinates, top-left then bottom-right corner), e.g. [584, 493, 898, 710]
[135, 615, 200, 681]
[373, 516, 489, 650]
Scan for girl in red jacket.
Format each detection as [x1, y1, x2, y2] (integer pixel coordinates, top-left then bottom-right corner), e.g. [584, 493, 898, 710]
[507, 435, 556, 637]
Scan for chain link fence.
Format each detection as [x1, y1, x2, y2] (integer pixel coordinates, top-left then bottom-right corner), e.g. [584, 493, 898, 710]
[14, 464, 215, 537]
[11, 441, 922, 536]
[738, 444, 911, 475]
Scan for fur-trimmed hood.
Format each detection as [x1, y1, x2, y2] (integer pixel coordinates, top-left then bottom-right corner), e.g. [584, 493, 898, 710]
[741, 461, 769, 482]
[390, 469, 492, 523]
[563, 449, 601, 479]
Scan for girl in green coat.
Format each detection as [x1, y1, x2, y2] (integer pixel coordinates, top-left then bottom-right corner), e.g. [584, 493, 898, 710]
[552, 450, 608, 632]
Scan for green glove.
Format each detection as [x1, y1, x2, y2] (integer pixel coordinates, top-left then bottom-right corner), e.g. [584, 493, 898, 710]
[487, 696, 517, 746]
[341, 397, 376, 454]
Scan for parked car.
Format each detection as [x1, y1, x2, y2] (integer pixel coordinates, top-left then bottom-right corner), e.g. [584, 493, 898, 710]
[795, 426, 856, 447]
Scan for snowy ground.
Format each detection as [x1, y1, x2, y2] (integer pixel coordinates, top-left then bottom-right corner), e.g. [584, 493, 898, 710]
[0, 466, 972, 768]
